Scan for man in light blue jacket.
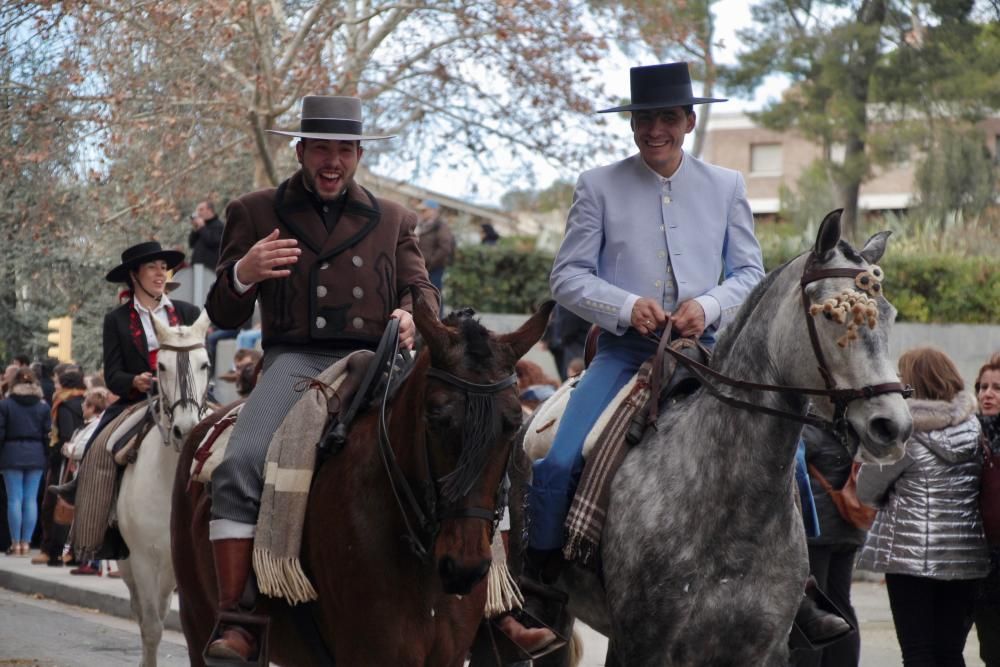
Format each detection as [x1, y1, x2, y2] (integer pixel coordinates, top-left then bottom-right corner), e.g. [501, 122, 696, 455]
[507, 62, 766, 654]
[531, 60, 765, 554]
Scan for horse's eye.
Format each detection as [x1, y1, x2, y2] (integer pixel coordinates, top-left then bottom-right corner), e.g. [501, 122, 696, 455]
[200, 362, 210, 371]
[425, 400, 453, 426]
[157, 362, 166, 372]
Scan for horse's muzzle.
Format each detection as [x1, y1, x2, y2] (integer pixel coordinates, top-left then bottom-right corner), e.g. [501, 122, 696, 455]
[438, 556, 491, 595]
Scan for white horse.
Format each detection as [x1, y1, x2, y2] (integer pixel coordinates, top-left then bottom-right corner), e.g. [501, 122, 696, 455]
[116, 311, 212, 667]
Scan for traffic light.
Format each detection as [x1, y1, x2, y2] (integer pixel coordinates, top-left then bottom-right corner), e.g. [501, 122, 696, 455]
[47, 316, 73, 362]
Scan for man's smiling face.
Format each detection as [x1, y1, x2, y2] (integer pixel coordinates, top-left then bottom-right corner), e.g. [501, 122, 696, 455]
[631, 106, 695, 178]
[296, 138, 364, 200]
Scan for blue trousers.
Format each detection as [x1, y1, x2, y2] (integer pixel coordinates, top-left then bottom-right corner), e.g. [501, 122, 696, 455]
[2, 468, 44, 544]
[528, 332, 657, 551]
[796, 442, 820, 538]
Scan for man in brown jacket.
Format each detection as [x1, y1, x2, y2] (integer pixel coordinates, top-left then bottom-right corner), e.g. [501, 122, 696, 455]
[202, 95, 438, 661]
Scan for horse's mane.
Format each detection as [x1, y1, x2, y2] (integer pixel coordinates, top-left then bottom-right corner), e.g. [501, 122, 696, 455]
[711, 256, 795, 365]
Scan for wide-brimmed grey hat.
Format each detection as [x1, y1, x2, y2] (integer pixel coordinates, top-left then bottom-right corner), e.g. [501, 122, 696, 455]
[598, 62, 726, 113]
[267, 95, 395, 141]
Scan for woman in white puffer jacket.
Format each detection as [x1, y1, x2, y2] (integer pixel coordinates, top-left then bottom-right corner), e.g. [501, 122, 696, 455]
[857, 346, 988, 666]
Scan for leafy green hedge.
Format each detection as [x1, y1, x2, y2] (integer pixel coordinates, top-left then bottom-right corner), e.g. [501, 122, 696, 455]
[878, 256, 1000, 323]
[445, 245, 553, 314]
[448, 245, 999, 323]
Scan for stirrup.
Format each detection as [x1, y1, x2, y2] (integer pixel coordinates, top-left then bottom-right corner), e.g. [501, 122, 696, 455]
[203, 610, 270, 667]
[468, 614, 568, 666]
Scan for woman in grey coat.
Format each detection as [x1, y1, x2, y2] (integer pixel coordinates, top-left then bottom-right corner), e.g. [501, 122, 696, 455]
[857, 346, 989, 666]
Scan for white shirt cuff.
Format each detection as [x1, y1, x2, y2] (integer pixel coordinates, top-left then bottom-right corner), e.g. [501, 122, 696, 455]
[693, 294, 722, 329]
[618, 293, 641, 332]
[231, 259, 252, 295]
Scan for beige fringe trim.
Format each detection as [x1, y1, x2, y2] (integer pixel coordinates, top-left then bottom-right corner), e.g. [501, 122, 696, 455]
[484, 531, 523, 618]
[253, 548, 318, 605]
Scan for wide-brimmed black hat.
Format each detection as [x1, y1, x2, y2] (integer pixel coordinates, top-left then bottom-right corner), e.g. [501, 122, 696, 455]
[598, 62, 727, 113]
[105, 241, 185, 283]
[267, 95, 395, 141]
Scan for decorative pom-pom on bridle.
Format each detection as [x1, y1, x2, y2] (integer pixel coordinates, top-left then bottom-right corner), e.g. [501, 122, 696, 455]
[808, 265, 884, 347]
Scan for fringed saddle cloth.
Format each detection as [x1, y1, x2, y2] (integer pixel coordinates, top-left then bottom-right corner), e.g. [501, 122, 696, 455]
[523, 362, 654, 570]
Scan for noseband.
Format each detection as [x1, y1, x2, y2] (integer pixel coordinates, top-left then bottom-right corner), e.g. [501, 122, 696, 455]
[655, 252, 911, 444]
[150, 341, 210, 449]
[374, 323, 518, 562]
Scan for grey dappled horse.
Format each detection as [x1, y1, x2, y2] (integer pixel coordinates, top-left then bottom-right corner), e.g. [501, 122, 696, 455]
[524, 211, 913, 666]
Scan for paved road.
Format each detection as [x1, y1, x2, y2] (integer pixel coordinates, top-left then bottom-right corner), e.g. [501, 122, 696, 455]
[0, 588, 189, 667]
[0, 558, 987, 666]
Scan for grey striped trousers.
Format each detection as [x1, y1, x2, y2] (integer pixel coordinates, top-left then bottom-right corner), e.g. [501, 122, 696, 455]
[210, 350, 346, 525]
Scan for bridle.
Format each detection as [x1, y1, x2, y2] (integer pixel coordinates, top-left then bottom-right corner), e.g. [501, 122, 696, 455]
[374, 324, 518, 562]
[652, 253, 912, 445]
[149, 340, 210, 450]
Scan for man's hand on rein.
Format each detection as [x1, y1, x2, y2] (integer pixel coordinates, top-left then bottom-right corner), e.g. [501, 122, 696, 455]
[671, 300, 706, 339]
[392, 309, 416, 350]
[631, 298, 668, 336]
[236, 229, 301, 285]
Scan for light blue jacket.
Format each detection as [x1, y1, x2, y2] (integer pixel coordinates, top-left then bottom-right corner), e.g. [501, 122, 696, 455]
[550, 152, 765, 335]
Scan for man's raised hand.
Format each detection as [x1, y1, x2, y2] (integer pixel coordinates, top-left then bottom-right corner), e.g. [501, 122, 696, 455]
[235, 229, 301, 285]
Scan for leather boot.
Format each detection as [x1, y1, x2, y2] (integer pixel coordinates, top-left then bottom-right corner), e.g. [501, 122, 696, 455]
[49, 477, 78, 505]
[206, 538, 258, 662]
[795, 578, 852, 645]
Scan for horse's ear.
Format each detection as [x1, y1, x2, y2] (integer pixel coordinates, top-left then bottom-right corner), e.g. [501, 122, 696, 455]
[497, 300, 557, 364]
[860, 230, 891, 264]
[191, 310, 212, 340]
[813, 209, 843, 259]
[410, 287, 456, 359]
[150, 310, 172, 343]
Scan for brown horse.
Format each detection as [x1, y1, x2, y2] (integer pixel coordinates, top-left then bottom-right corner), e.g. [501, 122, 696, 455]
[171, 298, 554, 666]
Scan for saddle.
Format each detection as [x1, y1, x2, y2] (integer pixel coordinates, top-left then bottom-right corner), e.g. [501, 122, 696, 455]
[190, 320, 414, 486]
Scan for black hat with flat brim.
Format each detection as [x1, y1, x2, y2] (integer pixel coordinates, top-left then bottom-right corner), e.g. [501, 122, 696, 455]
[598, 62, 727, 113]
[267, 95, 395, 141]
[105, 241, 185, 283]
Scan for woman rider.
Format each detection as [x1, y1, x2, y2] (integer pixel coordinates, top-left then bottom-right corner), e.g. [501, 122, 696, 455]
[51, 242, 201, 501]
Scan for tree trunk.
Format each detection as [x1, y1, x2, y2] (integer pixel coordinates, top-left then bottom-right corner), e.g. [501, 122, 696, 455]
[691, 55, 718, 158]
[836, 0, 888, 240]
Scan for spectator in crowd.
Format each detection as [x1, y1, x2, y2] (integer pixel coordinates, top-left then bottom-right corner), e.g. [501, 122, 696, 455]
[480, 222, 501, 245]
[32, 358, 57, 405]
[219, 348, 263, 399]
[566, 357, 585, 379]
[793, 424, 867, 667]
[59, 386, 111, 576]
[544, 304, 591, 381]
[0, 368, 51, 556]
[34, 367, 86, 566]
[415, 199, 455, 315]
[857, 346, 989, 666]
[1, 364, 19, 398]
[515, 359, 560, 415]
[974, 352, 1000, 666]
[13, 355, 30, 368]
[189, 200, 225, 269]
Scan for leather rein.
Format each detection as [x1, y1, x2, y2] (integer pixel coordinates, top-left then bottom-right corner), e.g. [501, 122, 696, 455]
[650, 253, 911, 444]
[374, 320, 518, 562]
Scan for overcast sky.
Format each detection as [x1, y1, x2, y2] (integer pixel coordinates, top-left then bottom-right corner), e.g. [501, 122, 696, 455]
[402, 0, 790, 207]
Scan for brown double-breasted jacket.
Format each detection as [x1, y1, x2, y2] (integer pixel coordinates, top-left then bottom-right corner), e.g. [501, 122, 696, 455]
[206, 172, 438, 351]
